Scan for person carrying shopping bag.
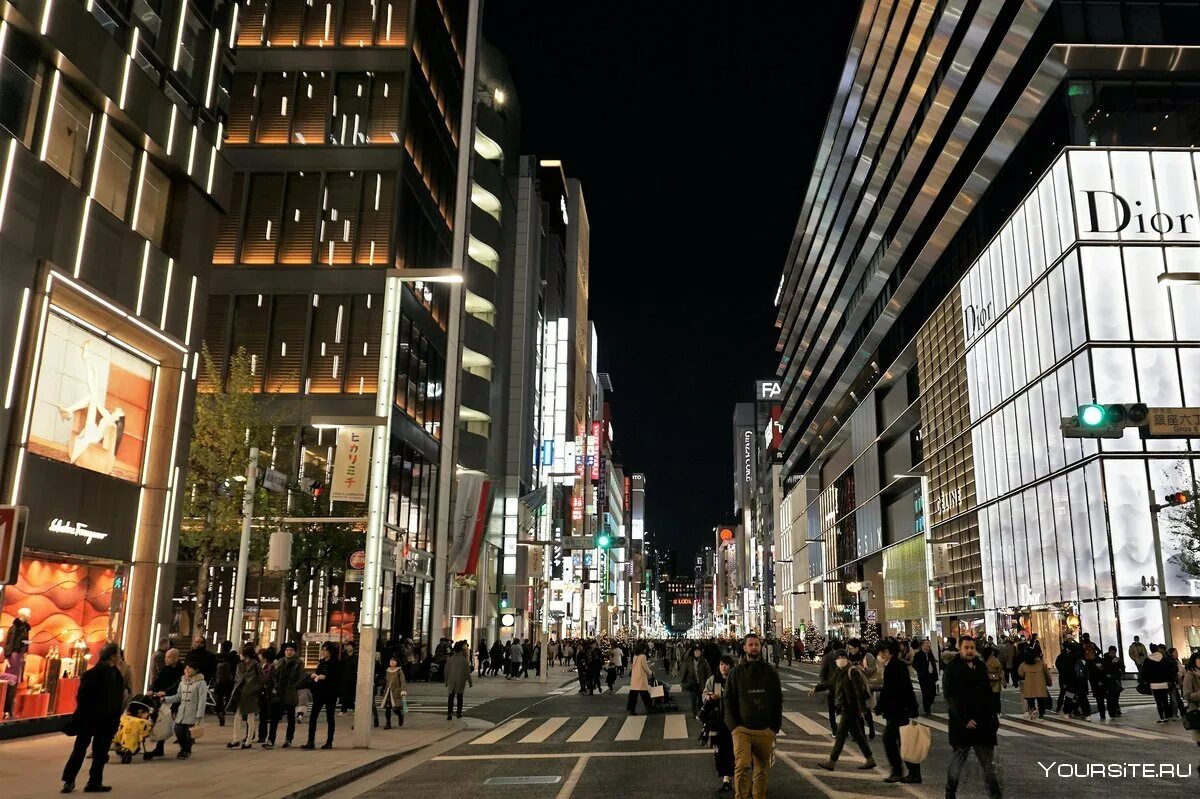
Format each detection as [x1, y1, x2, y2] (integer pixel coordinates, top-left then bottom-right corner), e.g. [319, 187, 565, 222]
[875, 640, 922, 783]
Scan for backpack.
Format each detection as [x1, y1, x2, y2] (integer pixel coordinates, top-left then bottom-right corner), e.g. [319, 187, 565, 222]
[1073, 660, 1086, 681]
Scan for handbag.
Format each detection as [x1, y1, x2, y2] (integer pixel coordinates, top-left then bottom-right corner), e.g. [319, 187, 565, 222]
[1182, 709, 1200, 731]
[189, 724, 205, 741]
[648, 684, 666, 700]
[898, 720, 931, 764]
[401, 698, 409, 715]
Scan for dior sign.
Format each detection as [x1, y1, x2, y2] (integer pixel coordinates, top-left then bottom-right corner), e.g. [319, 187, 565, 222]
[962, 301, 994, 343]
[1082, 190, 1197, 235]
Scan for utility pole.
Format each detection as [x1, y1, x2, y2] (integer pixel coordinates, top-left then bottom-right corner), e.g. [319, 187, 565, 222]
[230, 446, 259, 645]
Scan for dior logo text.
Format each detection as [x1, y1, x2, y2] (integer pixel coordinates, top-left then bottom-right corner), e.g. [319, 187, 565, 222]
[1082, 190, 1196, 235]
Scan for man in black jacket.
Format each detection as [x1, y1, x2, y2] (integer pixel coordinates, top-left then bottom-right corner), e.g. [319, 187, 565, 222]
[875, 640, 921, 784]
[723, 634, 782, 799]
[912, 639, 939, 715]
[817, 637, 843, 733]
[61, 644, 124, 793]
[942, 637, 1001, 799]
[186, 635, 218, 686]
[145, 648, 184, 760]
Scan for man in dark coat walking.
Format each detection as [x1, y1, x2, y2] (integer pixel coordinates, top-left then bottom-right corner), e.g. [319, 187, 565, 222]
[876, 640, 922, 783]
[62, 643, 125, 793]
[942, 636, 1002, 799]
[912, 639, 940, 715]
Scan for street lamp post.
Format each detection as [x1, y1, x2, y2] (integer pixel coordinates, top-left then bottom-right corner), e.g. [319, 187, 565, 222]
[229, 446, 258, 645]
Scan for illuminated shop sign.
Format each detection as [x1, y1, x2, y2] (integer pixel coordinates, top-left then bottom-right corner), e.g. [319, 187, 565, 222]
[23, 455, 139, 562]
[47, 518, 110, 545]
[756, 380, 782, 400]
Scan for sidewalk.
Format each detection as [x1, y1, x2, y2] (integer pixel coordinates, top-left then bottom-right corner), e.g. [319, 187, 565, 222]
[0, 710, 466, 799]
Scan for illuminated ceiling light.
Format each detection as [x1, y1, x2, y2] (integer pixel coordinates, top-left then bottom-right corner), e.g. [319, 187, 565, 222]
[493, 87, 506, 106]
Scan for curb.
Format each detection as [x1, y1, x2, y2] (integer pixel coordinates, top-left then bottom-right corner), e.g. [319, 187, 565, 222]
[278, 726, 463, 799]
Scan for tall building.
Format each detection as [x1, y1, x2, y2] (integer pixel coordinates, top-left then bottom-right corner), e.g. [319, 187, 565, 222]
[198, 0, 475, 647]
[0, 0, 235, 731]
[775, 1, 1200, 659]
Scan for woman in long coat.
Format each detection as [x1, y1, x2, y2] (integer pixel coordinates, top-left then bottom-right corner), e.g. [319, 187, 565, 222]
[626, 644, 654, 715]
[227, 644, 263, 748]
[444, 642, 473, 720]
[1017, 649, 1052, 719]
[381, 655, 408, 728]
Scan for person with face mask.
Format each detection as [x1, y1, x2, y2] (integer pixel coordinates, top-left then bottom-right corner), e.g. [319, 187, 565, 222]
[723, 634, 782, 799]
[810, 650, 876, 772]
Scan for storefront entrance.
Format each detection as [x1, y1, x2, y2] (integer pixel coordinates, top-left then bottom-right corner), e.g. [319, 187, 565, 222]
[1169, 602, 1200, 653]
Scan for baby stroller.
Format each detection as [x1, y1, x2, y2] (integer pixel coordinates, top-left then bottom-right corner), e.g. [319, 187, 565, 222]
[113, 696, 160, 764]
[648, 679, 679, 713]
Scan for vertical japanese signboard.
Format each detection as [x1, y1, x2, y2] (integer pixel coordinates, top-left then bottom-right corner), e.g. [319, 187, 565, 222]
[331, 427, 373, 502]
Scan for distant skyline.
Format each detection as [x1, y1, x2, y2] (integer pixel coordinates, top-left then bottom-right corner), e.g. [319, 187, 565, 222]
[484, 3, 858, 557]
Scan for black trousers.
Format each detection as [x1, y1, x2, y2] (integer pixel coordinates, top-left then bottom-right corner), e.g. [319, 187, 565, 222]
[918, 679, 937, 713]
[62, 726, 116, 786]
[829, 712, 872, 762]
[714, 728, 734, 778]
[626, 690, 653, 713]
[215, 682, 233, 721]
[826, 694, 838, 734]
[882, 717, 921, 780]
[269, 702, 297, 744]
[307, 695, 336, 745]
[447, 692, 464, 717]
[1152, 688, 1174, 719]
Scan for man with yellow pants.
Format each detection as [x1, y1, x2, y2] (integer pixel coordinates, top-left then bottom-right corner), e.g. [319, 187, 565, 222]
[723, 633, 784, 799]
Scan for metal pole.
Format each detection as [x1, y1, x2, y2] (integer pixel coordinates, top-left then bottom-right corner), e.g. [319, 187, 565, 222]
[231, 446, 258, 645]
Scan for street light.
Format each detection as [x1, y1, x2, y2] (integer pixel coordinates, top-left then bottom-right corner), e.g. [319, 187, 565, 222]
[846, 580, 863, 594]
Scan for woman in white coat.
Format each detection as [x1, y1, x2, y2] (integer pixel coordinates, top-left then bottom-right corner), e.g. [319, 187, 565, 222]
[626, 644, 654, 715]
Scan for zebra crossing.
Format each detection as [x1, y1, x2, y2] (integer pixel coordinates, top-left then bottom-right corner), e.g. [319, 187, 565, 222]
[401, 696, 492, 715]
[600, 681, 815, 695]
[463, 708, 1181, 748]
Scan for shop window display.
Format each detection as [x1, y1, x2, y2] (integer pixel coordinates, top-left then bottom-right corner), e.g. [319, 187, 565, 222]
[1, 559, 122, 722]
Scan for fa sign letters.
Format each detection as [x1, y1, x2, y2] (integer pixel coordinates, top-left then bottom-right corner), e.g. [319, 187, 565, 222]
[757, 380, 782, 400]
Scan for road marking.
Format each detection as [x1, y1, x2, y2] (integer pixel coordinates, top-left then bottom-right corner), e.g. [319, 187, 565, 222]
[521, 717, 569, 743]
[471, 717, 530, 745]
[615, 714, 646, 741]
[1028, 715, 1121, 739]
[782, 748, 866, 764]
[1050, 716, 1168, 740]
[433, 750, 711, 761]
[784, 711, 831, 736]
[787, 682, 810, 691]
[566, 716, 607, 743]
[926, 713, 1023, 738]
[663, 714, 688, 739]
[995, 715, 1068, 737]
[556, 755, 589, 799]
[908, 715, 951, 733]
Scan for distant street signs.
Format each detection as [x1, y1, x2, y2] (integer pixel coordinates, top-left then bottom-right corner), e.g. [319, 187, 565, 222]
[1143, 407, 1200, 438]
[561, 536, 595, 550]
[262, 468, 288, 494]
[349, 550, 367, 570]
[0, 506, 28, 585]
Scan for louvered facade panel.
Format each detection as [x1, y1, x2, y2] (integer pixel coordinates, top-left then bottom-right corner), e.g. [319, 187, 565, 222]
[345, 294, 381, 394]
[292, 72, 330, 144]
[307, 294, 348, 393]
[367, 73, 403, 144]
[320, 172, 360, 264]
[265, 295, 307, 392]
[278, 172, 321, 263]
[355, 172, 394, 265]
[240, 173, 285, 264]
[265, 0, 304, 46]
[225, 73, 256, 145]
[255, 72, 294, 144]
[231, 295, 273, 391]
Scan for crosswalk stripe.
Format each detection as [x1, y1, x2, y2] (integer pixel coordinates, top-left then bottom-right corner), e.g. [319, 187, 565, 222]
[663, 714, 688, 739]
[781, 747, 866, 764]
[470, 717, 530, 745]
[784, 711, 830, 736]
[910, 715, 951, 734]
[927, 713, 1022, 738]
[1049, 716, 1168, 740]
[1028, 715, 1121, 739]
[520, 717, 569, 743]
[787, 682, 810, 692]
[615, 715, 647, 741]
[566, 716, 608, 743]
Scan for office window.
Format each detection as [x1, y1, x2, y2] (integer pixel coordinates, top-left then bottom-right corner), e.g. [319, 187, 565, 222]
[92, 124, 136, 221]
[44, 80, 94, 187]
[345, 294, 381, 394]
[134, 159, 171, 247]
[198, 297, 230, 391]
[376, 0, 408, 46]
[238, 0, 268, 46]
[332, 73, 370, 145]
[0, 26, 44, 147]
[256, 72, 293, 144]
[275, 172, 318, 263]
[356, 172, 394, 264]
[231, 295, 271, 391]
[265, 0, 304, 46]
[213, 172, 244, 264]
[265, 295, 306, 393]
[225, 73, 256, 145]
[303, 0, 336, 45]
[240, 173, 285, 263]
[307, 294, 347, 393]
[320, 172, 359, 264]
[340, 0, 377, 46]
[367, 74, 403, 143]
[291, 72, 329, 144]
[174, 8, 205, 88]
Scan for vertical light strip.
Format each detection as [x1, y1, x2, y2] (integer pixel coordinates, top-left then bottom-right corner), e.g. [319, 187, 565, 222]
[88, 115, 109, 197]
[229, 2, 239, 43]
[39, 71, 60, 162]
[185, 126, 197, 175]
[147, 368, 187, 677]
[3, 287, 31, 408]
[203, 33, 221, 108]
[205, 145, 217, 193]
[0, 22, 9, 78]
[130, 151, 148, 230]
[135, 240, 150, 315]
[0, 139, 17, 233]
[118, 27, 140, 109]
[170, 0, 188, 70]
[159, 257, 173, 327]
[72, 198, 91, 277]
[18, 292, 51, 445]
[39, 0, 53, 34]
[183, 275, 197, 344]
[165, 105, 178, 155]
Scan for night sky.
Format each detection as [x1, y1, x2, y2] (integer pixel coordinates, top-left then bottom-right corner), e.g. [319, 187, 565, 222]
[484, 3, 859, 566]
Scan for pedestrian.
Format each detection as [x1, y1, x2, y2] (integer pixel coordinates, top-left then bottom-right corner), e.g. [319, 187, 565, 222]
[157, 662, 207, 759]
[724, 633, 783, 799]
[265, 641, 304, 748]
[611, 643, 624, 677]
[507, 638, 524, 680]
[143, 647, 183, 760]
[702, 655, 737, 793]
[875, 640, 921, 783]
[983, 645, 1003, 714]
[605, 659, 618, 693]
[626, 643, 655, 715]
[811, 647, 875, 773]
[185, 635, 217, 688]
[587, 643, 603, 692]
[61, 643, 124, 793]
[149, 638, 169, 688]
[1182, 651, 1200, 747]
[489, 640, 504, 677]
[1017, 648, 1051, 719]
[681, 643, 712, 718]
[942, 637, 1002, 799]
[338, 642, 357, 715]
[845, 638, 877, 739]
[301, 642, 339, 749]
[817, 637, 842, 733]
[381, 656, 407, 728]
[256, 647, 276, 743]
[912, 639, 939, 715]
[1144, 643, 1176, 722]
[1099, 646, 1123, 718]
[445, 641, 473, 720]
[226, 644, 263, 749]
[1167, 646, 1187, 719]
[1128, 635, 1148, 672]
[997, 638, 1015, 687]
[115, 649, 134, 707]
[477, 639, 489, 675]
[214, 640, 237, 726]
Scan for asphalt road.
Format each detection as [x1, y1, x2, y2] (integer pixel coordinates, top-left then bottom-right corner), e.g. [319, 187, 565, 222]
[355, 658, 1200, 798]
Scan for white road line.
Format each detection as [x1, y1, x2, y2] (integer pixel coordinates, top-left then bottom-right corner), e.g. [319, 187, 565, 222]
[615, 714, 646, 741]
[566, 716, 608, 743]
[910, 715, 951, 734]
[663, 714, 688, 739]
[782, 748, 867, 764]
[784, 711, 832, 736]
[1029, 715, 1121, 739]
[926, 713, 1023, 738]
[787, 682, 810, 691]
[433, 750, 711, 761]
[521, 717, 569, 743]
[470, 717, 530, 745]
[997, 714, 1070, 737]
[1052, 716, 1169, 740]
[556, 754, 590, 799]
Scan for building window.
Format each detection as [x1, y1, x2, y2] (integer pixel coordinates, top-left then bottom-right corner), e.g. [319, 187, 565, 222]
[278, 172, 321, 263]
[292, 72, 330, 144]
[213, 172, 244, 264]
[265, 295, 307, 392]
[344, 294, 380, 394]
[230, 294, 271, 391]
[44, 80, 94, 187]
[240, 173, 285, 263]
[307, 294, 347, 393]
[320, 172, 360, 264]
[225, 73, 255, 145]
[356, 172, 394, 264]
[367, 74, 403, 144]
[303, 0, 336, 45]
[256, 72, 294, 144]
[134, 158, 171, 247]
[0, 26, 45, 147]
[93, 124, 136, 221]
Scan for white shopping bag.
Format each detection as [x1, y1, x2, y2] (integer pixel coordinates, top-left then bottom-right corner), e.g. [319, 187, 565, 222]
[648, 684, 665, 700]
[899, 720, 931, 764]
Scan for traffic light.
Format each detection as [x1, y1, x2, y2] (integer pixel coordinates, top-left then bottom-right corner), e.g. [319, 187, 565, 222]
[499, 591, 510, 609]
[1061, 403, 1148, 439]
[594, 531, 612, 549]
[1164, 491, 1195, 507]
[968, 588, 978, 609]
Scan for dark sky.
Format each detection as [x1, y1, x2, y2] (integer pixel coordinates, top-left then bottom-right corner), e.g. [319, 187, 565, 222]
[484, 3, 858, 563]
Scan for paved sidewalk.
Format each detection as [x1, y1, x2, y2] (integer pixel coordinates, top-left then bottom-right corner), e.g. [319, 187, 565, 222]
[0, 711, 465, 799]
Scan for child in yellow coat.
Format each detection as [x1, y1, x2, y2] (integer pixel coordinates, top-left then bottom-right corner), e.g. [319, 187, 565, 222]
[114, 701, 154, 763]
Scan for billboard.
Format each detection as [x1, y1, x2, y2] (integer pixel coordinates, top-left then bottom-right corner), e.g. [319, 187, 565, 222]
[330, 426, 372, 502]
[27, 313, 154, 484]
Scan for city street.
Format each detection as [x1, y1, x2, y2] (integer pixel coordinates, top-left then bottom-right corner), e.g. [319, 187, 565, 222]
[338, 658, 1200, 799]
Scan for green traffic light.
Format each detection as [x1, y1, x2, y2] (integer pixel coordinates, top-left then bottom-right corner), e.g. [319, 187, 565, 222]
[596, 533, 611, 548]
[1079, 404, 1106, 427]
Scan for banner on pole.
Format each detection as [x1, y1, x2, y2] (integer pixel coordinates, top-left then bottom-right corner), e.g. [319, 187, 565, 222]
[331, 427, 372, 502]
